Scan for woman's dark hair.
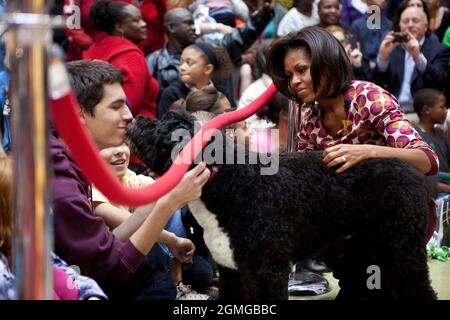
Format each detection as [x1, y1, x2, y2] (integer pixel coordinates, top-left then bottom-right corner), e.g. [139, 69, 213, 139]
[267, 26, 352, 103]
[413, 88, 445, 116]
[90, 0, 129, 34]
[186, 42, 233, 80]
[392, 0, 431, 36]
[256, 93, 289, 124]
[253, 39, 274, 80]
[171, 85, 227, 115]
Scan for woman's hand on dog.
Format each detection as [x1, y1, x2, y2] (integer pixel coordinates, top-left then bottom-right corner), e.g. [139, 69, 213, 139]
[164, 162, 211, 206]
[323, 144, 377, 173]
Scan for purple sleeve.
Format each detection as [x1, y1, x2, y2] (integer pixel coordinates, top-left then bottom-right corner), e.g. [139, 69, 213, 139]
[419, 148, 439, 176]
[362, 85, 439, 176]
[53, 194, 145, 282]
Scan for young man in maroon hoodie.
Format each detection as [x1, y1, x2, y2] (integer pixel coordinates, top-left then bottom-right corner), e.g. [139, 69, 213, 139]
[50, 60, 210, 300]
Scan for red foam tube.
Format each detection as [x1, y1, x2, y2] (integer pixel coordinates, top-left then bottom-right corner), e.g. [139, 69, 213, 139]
[50, 84, 278, 206]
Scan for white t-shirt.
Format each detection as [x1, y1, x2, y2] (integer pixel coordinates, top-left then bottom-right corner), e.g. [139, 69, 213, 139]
[238, 74, 275, 138]
[276, 4, 320, 37]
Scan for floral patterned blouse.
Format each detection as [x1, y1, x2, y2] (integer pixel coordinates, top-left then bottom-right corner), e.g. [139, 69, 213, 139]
[297, 80, 438, 175]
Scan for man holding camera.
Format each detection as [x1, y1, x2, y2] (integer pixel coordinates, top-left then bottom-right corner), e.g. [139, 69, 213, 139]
[376, 5, 450, 113]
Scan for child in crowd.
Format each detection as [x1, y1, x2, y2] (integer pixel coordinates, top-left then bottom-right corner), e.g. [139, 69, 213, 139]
[158, 42, 232, 118]
[92, 144, 213, 299]
[325, 24, 372, 81]
[414, 89, 450, 192]
[413, 88, 450, 247]
[171, 85, 232, 115]
[171, 85, 248, 147]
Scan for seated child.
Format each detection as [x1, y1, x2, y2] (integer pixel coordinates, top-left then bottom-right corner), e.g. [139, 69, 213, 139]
[92, 144, 213, 299]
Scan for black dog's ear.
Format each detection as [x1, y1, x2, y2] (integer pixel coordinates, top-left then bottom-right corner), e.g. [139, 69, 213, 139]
[126, 111, 198, 175]
[134, 116, 158, 130]
[125, 116, 159, 166]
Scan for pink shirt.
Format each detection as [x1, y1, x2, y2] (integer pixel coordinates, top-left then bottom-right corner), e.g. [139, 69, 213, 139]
[251, 128, 278, 153]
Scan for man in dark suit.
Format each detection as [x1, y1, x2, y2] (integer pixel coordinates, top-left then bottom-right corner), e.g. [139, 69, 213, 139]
[375, 5, 450, 113]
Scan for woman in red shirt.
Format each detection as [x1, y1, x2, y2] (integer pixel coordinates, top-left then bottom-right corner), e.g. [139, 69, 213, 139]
[83, 0, 158, 120]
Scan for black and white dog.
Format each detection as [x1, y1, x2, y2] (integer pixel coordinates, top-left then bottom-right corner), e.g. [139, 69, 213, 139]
[127, 110, 436, 300]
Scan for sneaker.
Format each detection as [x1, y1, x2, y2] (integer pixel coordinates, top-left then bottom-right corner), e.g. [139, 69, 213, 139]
[176, 282, 210, 300]
[204, 286, 219, 300]
[288, 271, 330, 296]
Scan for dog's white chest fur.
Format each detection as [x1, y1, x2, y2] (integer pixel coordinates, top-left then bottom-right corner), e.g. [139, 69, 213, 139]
[188, 199, 238, 270]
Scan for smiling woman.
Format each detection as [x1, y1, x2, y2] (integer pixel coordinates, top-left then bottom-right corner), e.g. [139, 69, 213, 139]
[83, 0, 160, 172]
[267, 26, 438, 176]
[83, 0, 158, 121]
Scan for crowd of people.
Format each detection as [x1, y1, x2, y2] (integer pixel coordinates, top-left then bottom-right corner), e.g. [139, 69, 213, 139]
[1, 0, 450, 300]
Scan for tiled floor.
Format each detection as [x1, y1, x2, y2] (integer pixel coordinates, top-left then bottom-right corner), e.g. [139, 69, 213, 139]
[290, 259, 450, 300]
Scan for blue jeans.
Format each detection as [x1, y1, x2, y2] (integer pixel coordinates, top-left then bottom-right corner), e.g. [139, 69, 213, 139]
[183, 255, 214, 289]
[148, 209, 214, 289]
[101, 253, 177, 300]
[150, 209, 186, 269]
[101, 211, 186, 300]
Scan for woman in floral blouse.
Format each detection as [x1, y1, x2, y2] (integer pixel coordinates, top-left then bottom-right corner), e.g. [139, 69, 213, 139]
[268, 26, 438, 176]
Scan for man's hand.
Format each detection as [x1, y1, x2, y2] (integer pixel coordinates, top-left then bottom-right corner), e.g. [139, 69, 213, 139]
[163, 162, 210, 207]
[402, 31, 421, 59]
[378, 31, 400, 61]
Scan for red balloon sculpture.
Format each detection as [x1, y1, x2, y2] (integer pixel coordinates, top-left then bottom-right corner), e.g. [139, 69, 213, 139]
[50, 82, 277, 207]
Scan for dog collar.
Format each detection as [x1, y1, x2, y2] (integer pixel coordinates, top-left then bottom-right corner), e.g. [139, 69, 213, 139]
[209, 164, 222, 181]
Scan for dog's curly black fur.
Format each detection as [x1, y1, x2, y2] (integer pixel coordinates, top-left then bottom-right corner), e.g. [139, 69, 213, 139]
[127, 110, 437, 300]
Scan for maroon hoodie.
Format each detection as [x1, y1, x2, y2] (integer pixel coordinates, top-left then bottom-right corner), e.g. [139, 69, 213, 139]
[83, 34, 158, 120]
[50, 128, 145, 282]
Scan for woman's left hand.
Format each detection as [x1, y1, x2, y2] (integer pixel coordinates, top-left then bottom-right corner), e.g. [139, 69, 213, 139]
[322, 144, 376, 173]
